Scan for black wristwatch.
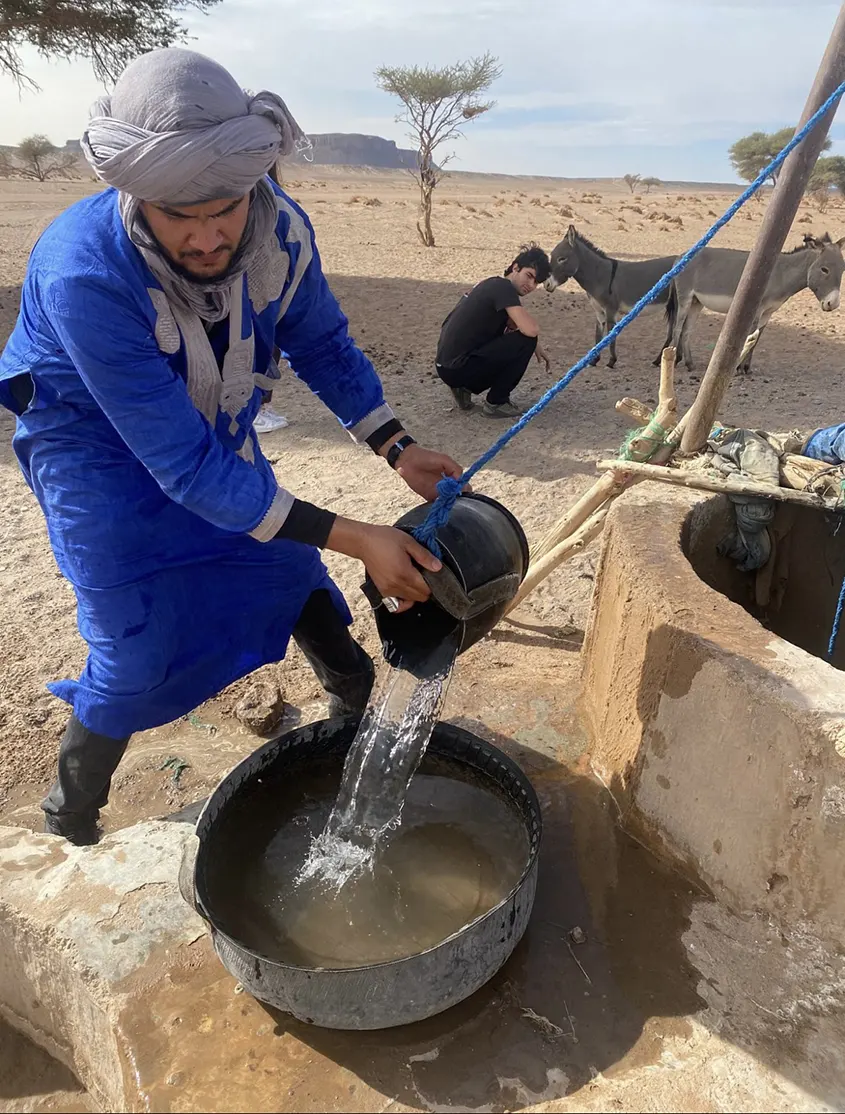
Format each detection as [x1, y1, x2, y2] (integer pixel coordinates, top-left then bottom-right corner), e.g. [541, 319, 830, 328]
[386, 434, 416, 469]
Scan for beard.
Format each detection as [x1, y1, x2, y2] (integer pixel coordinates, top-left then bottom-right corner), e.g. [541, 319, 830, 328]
[138, 211, 248, 288]
[170, 248, 239, 285]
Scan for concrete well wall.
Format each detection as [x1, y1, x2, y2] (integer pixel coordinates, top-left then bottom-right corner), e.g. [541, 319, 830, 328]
[580, 494, 845, 946]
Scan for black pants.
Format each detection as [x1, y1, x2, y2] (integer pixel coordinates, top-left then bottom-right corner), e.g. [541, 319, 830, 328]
[41, 589, 374, 823]
[437, 331, 537, 405]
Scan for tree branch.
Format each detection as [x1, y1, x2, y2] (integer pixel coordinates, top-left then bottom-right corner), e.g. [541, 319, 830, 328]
[1, 0, 220, 88]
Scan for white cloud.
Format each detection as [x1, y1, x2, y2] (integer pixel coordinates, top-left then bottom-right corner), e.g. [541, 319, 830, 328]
[0, 0, 840, 180]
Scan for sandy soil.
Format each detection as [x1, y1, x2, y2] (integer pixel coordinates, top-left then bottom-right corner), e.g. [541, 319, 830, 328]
[0, 168, 842, 825]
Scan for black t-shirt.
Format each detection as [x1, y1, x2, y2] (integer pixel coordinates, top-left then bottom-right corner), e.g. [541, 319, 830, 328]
[436, 276, 522, 368]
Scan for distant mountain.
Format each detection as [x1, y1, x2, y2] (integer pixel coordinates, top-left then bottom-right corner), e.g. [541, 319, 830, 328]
[2, 133, 421, 178]
[283, 133, 420, 170]
[3, 134, 419, 172]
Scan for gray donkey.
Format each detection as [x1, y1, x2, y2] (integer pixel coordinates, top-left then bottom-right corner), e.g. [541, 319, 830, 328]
[666, 232, 845, 373]
[545, 225, 676, 367]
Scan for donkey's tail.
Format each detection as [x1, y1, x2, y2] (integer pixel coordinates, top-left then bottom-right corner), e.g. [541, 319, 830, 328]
[653, 279, 678, 367]
[664, 281, 677, 329]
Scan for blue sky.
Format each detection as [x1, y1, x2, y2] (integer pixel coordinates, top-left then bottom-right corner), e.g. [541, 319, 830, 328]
[1, 0, 842, 182]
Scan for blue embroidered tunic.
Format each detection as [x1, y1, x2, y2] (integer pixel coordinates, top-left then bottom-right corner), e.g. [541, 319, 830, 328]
[0, 183, 394, 737]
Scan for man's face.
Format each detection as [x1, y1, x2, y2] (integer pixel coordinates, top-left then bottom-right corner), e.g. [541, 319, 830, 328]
[140, 195, 250, 279]
[510, 265, 539, 296]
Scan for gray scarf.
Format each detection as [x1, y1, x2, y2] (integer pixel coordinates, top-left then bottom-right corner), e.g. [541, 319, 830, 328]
[82, 48, 309, 449]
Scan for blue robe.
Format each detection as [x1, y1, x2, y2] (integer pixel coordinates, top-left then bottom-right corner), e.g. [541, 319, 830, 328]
[0, 184, 394, 738]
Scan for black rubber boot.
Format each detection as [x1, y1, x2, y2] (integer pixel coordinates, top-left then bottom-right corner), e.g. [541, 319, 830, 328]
[323, 661, 376, 718]
[292, 589, 376, 718]
[44, 811, 101, 846]
[41, 716, 131, 846]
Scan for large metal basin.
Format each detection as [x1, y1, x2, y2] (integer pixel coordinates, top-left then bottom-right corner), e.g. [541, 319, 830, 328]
[180, 719, 541, 1029]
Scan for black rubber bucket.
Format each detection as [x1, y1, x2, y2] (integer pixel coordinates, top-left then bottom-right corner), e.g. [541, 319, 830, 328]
[179, 718, 541, 1030]
[364, 494, 529, 675]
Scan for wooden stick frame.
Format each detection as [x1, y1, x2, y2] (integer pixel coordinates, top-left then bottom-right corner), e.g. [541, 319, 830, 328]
[506, 349, 679, 616]
[596, 458, 836, 509]
[506, 331, 831, 616]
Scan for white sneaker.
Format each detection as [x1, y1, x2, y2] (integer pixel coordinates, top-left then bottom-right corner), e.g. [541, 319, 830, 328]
[253, 406, 289, 433]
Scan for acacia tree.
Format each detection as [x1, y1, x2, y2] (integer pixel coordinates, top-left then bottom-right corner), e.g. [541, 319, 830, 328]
[805, 154, 845, 212]
[641, 176, 661, 194]
[0, 134, 77, 181]
[0, 0, 220, 88]
[375, 53, 502, 247]
[729, 127, 831, 186]
[808, 154, 845, 193]
[623, 173, 641, 194]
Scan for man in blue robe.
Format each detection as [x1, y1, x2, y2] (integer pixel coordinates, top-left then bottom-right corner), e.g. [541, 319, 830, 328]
[0, 48, 462, 845]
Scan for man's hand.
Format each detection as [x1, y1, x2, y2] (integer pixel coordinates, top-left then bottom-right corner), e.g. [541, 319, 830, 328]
[394, 443, 464, 504]
[326, 518, 441, 613]
[535, 343, 551, 372]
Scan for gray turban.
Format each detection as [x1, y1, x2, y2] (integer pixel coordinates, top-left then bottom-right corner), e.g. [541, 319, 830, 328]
[82, 48, 306, 204]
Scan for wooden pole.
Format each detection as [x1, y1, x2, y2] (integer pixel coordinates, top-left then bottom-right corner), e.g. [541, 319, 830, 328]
[623, 347, 677, 460]
[529, 472, 622, 563]
[597, 459, 833, 508]
[508, 509, 609, 614]
[658, 346, 677, 417]
[680, 3, 845, 453]
[619, 337, 755, 430]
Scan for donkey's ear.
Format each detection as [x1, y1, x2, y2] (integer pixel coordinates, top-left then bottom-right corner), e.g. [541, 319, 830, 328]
[566, 224, 577, 244]
[836, 234, 845, 249]
[803, 233, 821, 249]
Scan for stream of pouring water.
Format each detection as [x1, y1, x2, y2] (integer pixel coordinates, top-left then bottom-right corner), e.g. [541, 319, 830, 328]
[300, 636, 459, 889]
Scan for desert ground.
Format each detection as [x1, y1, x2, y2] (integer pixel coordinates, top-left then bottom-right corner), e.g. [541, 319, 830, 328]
[0, 165, 842, 828]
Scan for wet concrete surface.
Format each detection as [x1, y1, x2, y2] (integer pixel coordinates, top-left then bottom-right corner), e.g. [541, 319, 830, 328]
[117, 663, 713, 1113]
[3, 629, 843, 1111]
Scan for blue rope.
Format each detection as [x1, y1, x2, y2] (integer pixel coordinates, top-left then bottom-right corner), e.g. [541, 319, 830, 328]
[412, 79, 845, 559]
[829, 574, 845, 661]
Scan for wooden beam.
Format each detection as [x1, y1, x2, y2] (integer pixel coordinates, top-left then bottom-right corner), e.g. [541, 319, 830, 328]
[781, 452, 845, 498]
[597, 459, 838, 509]
[616, 397, 653, 425]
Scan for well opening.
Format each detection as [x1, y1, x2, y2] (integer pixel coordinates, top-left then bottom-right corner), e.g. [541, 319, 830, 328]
[682, 494, 845, 670]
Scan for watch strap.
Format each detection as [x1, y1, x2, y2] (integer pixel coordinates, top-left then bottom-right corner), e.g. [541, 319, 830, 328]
[386, 435, 416, 469]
